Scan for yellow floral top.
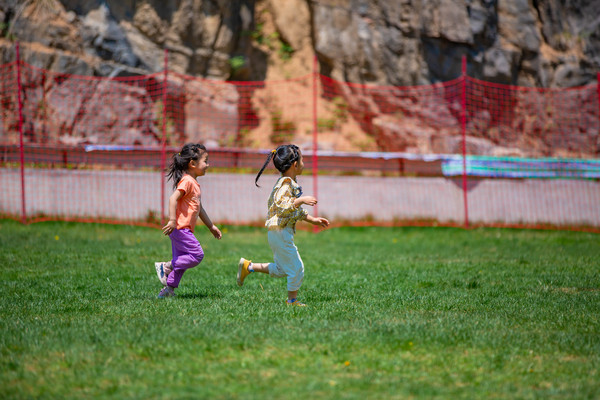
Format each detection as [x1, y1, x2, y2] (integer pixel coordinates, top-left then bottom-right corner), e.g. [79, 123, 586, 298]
[265, 176, 308, 231]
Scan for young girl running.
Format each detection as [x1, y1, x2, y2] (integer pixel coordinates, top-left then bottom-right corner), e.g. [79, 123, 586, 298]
[236, 144, 329, 306]
[154, 143, 222, 298]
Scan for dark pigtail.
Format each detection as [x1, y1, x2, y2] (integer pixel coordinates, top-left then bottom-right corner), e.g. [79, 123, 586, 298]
[255, 150, 275, 187]
[255, 144, 301, 187]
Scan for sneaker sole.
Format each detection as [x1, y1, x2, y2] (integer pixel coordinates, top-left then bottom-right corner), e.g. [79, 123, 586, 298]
[155, 262, 167, 286]
[286, 301, 307, 307]
[237, 258, 245, 286]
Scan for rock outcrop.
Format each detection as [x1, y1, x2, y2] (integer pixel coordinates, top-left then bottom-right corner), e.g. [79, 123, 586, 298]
[2, 0, 597, 86]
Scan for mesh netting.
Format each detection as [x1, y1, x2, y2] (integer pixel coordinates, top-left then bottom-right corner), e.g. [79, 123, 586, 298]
[1, 53, 599, 230]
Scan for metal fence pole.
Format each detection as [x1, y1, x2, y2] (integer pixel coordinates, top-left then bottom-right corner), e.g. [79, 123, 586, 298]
[312, 55, 319, 232]
[461, 55, 469, 228]
[16, 42, 26, 224]
[160, 49, 168, 226]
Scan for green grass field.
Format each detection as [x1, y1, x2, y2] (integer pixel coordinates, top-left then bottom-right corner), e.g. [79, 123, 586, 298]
[1, 219, 599, 399]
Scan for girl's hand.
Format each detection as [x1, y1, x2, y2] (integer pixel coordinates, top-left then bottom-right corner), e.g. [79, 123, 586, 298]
[297, 196, 317, 207]
[209, 225, 222, 240]
[162, 219, 177, 236]
[313, 217, 330, 228]
[307, 215, 330, 228]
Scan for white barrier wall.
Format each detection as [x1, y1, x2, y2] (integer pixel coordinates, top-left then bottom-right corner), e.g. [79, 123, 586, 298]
[1, 168, 599, 227]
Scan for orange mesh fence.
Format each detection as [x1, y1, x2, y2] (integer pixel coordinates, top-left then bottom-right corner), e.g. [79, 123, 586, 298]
[1, 51, 599, 231]
[457, 77, 600, 229]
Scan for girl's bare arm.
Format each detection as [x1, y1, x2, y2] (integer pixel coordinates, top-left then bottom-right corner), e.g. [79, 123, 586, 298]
[199, 201, 222, 239]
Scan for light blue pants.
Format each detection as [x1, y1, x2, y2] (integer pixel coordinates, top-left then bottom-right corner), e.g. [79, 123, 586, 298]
[267, 226, 304, 291]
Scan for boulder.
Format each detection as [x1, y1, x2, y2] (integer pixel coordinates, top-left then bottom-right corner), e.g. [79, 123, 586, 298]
[183, 78, 240, 146]
[46, 78, 97, 143]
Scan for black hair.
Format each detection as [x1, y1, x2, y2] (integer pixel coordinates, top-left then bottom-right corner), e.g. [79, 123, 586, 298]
[255, 144, 301, 187]
[166, 143, 207, 188]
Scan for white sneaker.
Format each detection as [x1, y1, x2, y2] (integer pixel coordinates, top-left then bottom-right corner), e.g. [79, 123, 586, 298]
[157, 286, 175, 299]
[155, 262, 168, 286]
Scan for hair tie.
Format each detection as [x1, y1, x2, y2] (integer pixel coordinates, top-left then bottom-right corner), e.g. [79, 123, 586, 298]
[271, 149, 276, 154]
[178, 152, 180, 155]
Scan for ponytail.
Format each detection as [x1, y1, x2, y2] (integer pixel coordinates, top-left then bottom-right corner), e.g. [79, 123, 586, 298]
[255, 144, 301, 187]
[255, 149, 276, 187]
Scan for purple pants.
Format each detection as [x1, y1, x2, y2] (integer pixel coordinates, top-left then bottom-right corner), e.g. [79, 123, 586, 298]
[167, 228, 204, 288]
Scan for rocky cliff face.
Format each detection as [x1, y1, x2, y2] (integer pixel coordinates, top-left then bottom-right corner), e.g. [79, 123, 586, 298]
[1, 0, 598, 87]
[314, 0, 600, 88]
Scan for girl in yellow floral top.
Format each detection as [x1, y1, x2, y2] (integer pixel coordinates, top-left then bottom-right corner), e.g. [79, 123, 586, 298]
[237, 144, 329, 306]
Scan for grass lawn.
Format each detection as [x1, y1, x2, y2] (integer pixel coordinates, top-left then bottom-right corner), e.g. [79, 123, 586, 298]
[0, 219, 599, 399]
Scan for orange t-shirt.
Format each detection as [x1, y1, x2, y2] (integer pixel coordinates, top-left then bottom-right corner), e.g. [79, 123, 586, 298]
[176, 175, 201, 232]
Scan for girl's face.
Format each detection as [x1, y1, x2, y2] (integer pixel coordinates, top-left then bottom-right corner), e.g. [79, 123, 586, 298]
[189, 152, 209, 178]
[294, 153, 304, 175]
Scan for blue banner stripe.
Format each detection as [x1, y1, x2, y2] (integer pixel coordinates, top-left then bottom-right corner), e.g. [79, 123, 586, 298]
[442, 156, 600, 178]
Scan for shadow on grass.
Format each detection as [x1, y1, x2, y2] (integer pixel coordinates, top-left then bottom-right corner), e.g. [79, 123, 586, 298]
[176, 292, 217, 300]
[144, 291, 221, 300]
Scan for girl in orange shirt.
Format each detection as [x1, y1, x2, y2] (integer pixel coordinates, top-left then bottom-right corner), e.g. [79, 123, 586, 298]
[155, 143, 222, 298]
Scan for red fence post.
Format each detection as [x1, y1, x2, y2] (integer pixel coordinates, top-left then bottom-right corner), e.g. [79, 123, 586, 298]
[160, 49, 168, 226]
[461, 55, 469, 228]
[16, 42, 26, 224]
[597, 72, 600, 135]
[312, 55, 319, 232]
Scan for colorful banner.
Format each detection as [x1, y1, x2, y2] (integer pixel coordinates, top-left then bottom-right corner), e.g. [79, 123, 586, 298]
[442, 155, 600, 178]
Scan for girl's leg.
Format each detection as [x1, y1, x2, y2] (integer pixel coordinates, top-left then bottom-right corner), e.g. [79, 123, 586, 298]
[237, 259, 270, 286]
[238, 229, 304, 304]
[249, 262, 270, 273]
[238, 260, 301, 302]
[269, 228, 304, 301]
[166, 236, 181, 286]
[168, 229, 204, 288]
